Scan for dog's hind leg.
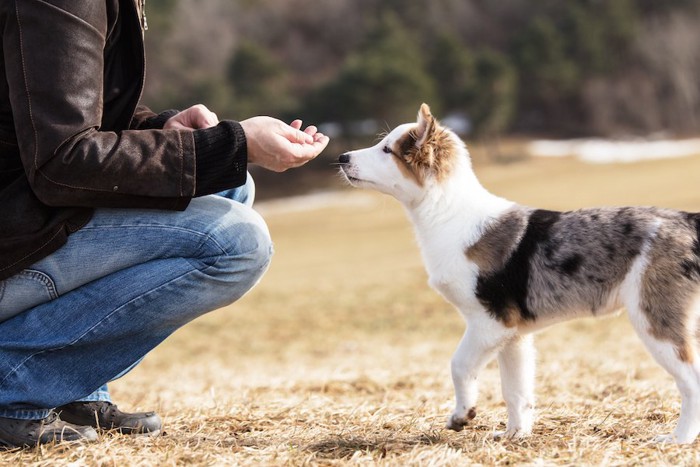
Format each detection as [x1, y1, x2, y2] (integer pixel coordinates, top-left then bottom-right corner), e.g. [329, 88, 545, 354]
[626, 299, 700, 444]
[620, 239, 700, 443]
[446, 315, 515, 432]
[494, 333, 536, 440]
[631, 324, 700, 444]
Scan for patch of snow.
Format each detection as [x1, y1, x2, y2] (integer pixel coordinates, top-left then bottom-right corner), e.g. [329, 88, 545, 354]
[528, 138, 700, 164]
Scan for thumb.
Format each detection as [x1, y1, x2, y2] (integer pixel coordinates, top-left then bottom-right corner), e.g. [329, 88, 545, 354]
[191, 112, 214, 129]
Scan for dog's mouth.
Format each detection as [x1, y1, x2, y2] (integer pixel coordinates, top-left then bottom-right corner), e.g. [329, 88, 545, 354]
[339, 165, 364, 185]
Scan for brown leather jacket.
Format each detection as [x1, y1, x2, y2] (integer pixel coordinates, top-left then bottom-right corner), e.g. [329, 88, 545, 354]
[0, 1, 239, 280]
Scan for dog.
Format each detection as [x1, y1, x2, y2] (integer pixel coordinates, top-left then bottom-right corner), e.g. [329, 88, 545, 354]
[337, 103, 700, 444]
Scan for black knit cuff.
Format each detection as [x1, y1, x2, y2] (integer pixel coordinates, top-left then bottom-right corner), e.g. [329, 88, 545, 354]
[193, 120, 248, 196]
[139, 109, 180, 130]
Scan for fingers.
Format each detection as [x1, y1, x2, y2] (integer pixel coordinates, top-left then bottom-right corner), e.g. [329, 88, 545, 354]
[283, 124, 314, 145]
[309, 131, 329, 149]
[289, 120, 319, 138]
[286, 132, 330, 161]
[240, 115, 330, 171]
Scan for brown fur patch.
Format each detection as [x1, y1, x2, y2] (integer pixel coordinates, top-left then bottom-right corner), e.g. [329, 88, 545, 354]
[466, 209, 529, 275]
[501, 305, 528, 328]
[416, 127, 459, 183]
[466, 209, 531, 327]
[467, 407, 477, 420]
[393, 156, 423, 186]
[390, 133, 424, 186]
[390, 123, 460, 185]
[677, 343, 695, 363]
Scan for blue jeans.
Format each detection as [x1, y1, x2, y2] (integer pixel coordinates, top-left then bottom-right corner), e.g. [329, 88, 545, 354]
[0, 176, 272, 420]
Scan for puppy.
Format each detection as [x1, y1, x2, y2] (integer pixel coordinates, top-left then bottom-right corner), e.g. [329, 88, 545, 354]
[338, 103, 700, 444]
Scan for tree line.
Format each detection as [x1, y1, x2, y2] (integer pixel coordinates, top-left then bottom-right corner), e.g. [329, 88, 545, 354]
[143, 0, 700, 139]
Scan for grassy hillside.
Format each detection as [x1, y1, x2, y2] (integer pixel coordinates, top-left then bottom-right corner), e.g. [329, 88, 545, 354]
[7, 153, 700, 465]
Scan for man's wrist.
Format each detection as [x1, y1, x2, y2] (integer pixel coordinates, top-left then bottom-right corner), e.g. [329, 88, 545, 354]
[192, 121, 248, 196]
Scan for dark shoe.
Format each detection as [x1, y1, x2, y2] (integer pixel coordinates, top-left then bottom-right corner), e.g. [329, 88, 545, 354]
[0, 411, 97, 448]
[57, 401, 161, 436]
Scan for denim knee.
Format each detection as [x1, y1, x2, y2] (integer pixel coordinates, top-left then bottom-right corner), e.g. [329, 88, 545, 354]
[201, 206, 273, 292]
[227, 220, 273, 276]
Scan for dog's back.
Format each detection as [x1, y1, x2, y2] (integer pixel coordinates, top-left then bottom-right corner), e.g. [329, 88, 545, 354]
[469, 205, 700, 352]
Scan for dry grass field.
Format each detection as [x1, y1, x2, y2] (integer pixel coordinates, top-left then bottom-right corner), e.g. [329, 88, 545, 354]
[6, 152, 700, 466]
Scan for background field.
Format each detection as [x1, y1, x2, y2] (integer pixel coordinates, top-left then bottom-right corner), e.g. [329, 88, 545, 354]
[7, 152, 700, 465]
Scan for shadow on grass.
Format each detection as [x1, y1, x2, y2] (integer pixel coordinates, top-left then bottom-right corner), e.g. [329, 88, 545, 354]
[304, 431, 467, 460]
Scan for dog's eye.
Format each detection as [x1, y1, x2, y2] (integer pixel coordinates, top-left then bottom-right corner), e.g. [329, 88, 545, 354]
[383, 145, 392, 154]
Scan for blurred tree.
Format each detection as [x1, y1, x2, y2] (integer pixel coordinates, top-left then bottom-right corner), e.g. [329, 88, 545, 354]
[426, 32, 476, 115]
[141, 0, 700, 140]
[561, 0, 639, 75]
[143, 0, 237, 113]
[469, 48, 517, 137]
[511, 16, 581, 133]
[597, 0, 639, 62]
[513, 16, 579, 102]
[142, 0, 177, 32]
[637, 11, 700, 132]
[562, 3, 609, 74]
[307, 12, 437, 128]
[227, 41, 295, 119]
[141, 0, 177, 108]
[635, 0, 700, 16]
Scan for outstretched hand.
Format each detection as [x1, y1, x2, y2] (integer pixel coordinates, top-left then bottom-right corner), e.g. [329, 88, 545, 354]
[165, 106, 329, 171]
[240, 116, 329, 172]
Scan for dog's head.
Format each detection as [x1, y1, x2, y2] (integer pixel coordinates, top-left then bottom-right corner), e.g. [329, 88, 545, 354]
[338, 104, 465, 205]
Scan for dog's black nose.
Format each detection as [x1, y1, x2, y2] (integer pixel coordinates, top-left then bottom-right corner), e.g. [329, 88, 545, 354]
[338, 153, 350, 164]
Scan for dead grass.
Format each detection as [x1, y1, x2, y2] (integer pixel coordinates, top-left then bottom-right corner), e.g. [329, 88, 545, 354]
[6, 153, 700, 465]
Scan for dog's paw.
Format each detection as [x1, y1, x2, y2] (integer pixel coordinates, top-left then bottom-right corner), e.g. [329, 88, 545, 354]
[446, 407, 476, 432]
[446, 415, 467, 432]
[493, 428, 531, 441]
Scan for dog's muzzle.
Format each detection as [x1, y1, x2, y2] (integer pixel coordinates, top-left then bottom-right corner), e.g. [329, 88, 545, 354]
[338, 153, 350, 164]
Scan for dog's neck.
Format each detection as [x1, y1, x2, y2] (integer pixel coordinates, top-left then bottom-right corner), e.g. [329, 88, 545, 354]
[404, 149, 514, 249]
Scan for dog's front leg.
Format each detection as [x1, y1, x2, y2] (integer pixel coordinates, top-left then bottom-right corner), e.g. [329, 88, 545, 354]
[447, 319, 514, 432]
[494, 334, 535, 440]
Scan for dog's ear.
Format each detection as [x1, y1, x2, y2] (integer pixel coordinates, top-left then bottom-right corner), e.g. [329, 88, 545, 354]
[415, 103, 435, 149]
[413, 103, 437, 166]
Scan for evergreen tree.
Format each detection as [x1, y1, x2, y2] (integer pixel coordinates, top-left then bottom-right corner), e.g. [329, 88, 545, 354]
[427, 32, 476, 115]
[308, 12, 437, 128]
[513, 16, 579, 102]
[227, 41, 295, 119]
[470, 49, 517, 137]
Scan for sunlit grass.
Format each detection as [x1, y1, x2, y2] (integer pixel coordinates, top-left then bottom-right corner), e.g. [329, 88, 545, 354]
[6, 152, 700, 465]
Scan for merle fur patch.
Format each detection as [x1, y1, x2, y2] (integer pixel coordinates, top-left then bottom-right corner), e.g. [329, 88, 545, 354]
[474, 209, 560, 325]
[469, 207, 686, 327]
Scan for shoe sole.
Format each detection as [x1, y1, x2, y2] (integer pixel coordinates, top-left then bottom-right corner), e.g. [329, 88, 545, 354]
[101, 428, 161, 437]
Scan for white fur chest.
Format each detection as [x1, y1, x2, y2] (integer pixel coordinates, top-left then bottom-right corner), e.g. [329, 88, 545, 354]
[416, 226, 482, 315]
[408, 187, 514, 318]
